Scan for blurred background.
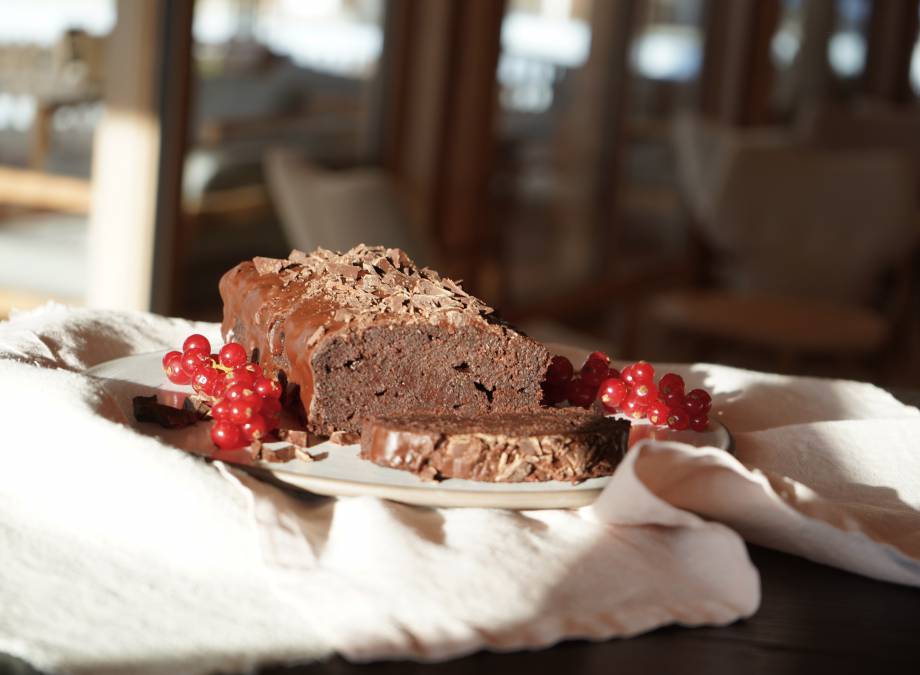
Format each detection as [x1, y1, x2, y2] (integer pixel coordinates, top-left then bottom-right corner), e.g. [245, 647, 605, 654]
[0, 0, 918, 386]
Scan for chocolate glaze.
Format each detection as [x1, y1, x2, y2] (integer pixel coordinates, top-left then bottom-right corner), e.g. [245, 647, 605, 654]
[219, 245, 550, 435]
[361, 410, 631, 483]
[220, 264, 337, 412]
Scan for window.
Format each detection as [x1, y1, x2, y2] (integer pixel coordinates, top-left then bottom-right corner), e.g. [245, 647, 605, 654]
[911, 2, 920, 96]
[0, 0, 114, 317]
[827, 0, 870, 80]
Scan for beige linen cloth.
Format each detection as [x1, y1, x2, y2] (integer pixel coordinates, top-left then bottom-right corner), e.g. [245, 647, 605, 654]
[1, 305, 919, 675]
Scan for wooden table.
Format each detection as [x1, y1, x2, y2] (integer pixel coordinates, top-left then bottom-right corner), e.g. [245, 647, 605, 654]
[264, 545, 920, 675]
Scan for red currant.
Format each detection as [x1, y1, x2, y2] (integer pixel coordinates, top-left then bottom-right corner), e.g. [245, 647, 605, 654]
[621, 395, 647, 420]
[689, 414, 709, 432]
[629, 361, 655, 384]
[228, 400, 259, 425]
[666, 407, 690, 431]
[164, 354, 192, 385]
[210, 374, 229, 398]
[662, 390, 685, 410]
[683, 397, 705, 415]
[210, 420, 243, 450]
[237, 362, 263, 379]
[211, 398, 231, 421]
[260, 397, 282, 423]
[545, 356, 574, 385]
[646, 399, 669, 427]
[253, 376, 282, 400]
[579, 368, 610, 388]
[620, 364, 635, 384]
[607, 366, 621, 379]
[631, 380, 658, 403]
[658, 372, 685, 397]
[218, 342, 248, 369]
[542, 381, 566, 406]
[224, 383, 247, 402]
[183, 334, 211, 355]
[227, 368, 255, 388]
[192, 366, 224, 397]
[598, 377, 628, 412]
[224, 384, 262, 409]
[241, 414, 269, 442]
[581, 363, 611, 388]
[181, 349, 210, 377]
[162, 350, 181, 370]
[566, 378, 596, 409]
[586, 351, 609, 366]
[685, 389, 712, 414]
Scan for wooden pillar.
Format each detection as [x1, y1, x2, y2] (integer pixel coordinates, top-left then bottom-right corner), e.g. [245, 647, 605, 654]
[796, 0, 836, 104]
[561, 0, 637, 265]
[699, 0, 779, 125]
[864, 0, 919, 103]
[699, 0, 729, 119]
[29, 102, 54, 170]
[151, 0, 194, 315]
[438, 0, 506, 297]
[86, 0, 192, 313]
[381, 0, 505, 296]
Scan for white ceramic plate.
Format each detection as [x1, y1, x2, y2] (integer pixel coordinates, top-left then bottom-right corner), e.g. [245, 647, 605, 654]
[88, 352, 732, 509]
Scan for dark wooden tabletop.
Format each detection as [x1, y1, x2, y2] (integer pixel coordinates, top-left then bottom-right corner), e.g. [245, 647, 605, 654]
[259, 545, 919, 675]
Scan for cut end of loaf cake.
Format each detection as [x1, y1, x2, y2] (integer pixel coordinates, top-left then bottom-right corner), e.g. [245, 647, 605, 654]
[361, 409, 630, 483]
[310, 322, 548, 435]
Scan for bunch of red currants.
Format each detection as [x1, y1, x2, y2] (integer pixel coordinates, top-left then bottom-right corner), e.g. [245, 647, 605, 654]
[542, 352, 713, 431]
[162, 334, 282, 450]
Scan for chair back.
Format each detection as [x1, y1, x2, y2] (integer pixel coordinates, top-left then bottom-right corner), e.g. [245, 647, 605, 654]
[712, 145, 917, 303]
[672, 110, 794, 226]
[263, 147, 430, 262]
[672, 112, 918, 304]
[798, 100, 920, 199]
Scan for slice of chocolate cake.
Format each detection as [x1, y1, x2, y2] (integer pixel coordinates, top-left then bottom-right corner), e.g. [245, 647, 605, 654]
[219, 245, 551, 437]
[361, 410, 630, 483]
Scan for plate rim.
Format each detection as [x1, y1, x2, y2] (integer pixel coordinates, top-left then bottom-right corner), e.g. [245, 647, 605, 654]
[246, 464, 603, 509]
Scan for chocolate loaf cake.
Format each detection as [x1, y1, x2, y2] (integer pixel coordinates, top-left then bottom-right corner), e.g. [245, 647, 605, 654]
[219, 245, 551, 436]
[361, 410, 631, 483]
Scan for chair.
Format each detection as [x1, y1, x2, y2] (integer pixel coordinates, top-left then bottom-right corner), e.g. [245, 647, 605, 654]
[646, 112, 919, 373]
[263, 147, 432, 264]
[797, 100, 920, 182]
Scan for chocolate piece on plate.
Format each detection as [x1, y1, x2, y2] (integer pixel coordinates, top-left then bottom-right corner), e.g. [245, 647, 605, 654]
[293, 446, 328, 463]
[262, 444, 296, 463]
[132, 395, 198, 429]
[361, 408, 630, 483]
[329, 430, 359, 446]
[219, 245, 551, 437]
